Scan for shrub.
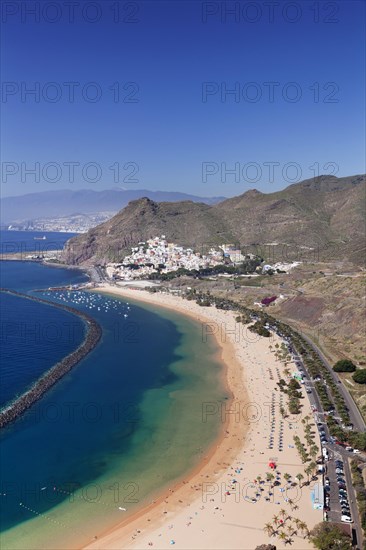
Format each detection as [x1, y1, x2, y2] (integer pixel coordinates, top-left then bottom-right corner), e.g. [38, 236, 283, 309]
[353, 369, 366, 384]
[248, 321, 270, 338]
[310, 522, 352, 549]
[333, 359, 356, 373]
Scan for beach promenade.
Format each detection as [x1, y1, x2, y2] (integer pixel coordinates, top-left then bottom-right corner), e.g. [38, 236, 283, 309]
[84, 285, 322, 550]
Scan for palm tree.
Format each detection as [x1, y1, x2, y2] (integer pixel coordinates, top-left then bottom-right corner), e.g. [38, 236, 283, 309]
[272, 514, 279, 525]
[309, 461, 317, 476]
[266, 472, 275, 486]
[283, 472, 291, 483]
[298, 520, 309, 537]
[295, 473, 304, 487]
[304, 464, 312, 483]
[278, 532, 287, 542]
[310, 445, 319, 459]
[263, 522, 274, 537]
[279, 508, 287, 521]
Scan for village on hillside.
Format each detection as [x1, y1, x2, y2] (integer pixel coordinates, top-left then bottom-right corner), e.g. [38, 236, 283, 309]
[104, 235, 300, 281]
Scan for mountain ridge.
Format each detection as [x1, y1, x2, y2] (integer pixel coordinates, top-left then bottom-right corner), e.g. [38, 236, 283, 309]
[0, 188, 226, 223]
[63, 175, 366, 266]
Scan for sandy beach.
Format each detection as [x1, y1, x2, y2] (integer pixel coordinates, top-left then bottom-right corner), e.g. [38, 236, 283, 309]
[84, 285, 322, 550]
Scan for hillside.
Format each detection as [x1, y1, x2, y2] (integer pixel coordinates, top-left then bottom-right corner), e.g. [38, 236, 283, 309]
[63, 198, 235, 265]
[63, 175, 366, 266]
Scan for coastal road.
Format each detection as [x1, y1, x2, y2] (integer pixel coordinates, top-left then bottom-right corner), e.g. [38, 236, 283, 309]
[89, 266, 106, 284]
[293, 348, 364, 547]
[301, 333, 365, 433]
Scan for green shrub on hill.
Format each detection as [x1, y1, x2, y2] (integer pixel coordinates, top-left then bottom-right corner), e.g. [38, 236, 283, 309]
[333, 359, 356, 372]
[353, 369, 366, 384]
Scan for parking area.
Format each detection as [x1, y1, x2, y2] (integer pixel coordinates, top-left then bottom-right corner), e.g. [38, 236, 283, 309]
[324, 453, 352, 523]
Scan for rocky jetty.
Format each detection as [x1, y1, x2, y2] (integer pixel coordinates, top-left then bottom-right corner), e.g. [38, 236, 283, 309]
[0, 288, 102, 429]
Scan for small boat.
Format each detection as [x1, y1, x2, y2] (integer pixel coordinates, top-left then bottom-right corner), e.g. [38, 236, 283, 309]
[34, 236, 47, 240]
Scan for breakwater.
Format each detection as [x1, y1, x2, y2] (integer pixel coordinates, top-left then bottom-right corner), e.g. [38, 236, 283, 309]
[0, 288, 102, 429]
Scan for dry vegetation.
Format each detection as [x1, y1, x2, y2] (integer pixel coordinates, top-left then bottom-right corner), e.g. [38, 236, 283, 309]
[161, 261, 366, 420]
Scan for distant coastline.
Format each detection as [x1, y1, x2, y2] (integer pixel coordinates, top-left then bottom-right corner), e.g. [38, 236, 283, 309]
[0, 288, 102, 429]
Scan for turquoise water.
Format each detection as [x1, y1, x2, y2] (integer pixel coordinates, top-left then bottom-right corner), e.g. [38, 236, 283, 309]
[0, 259, 226, 549]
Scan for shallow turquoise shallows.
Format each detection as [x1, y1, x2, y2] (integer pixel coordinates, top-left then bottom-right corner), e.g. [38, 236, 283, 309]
[0, 254, 226, 550]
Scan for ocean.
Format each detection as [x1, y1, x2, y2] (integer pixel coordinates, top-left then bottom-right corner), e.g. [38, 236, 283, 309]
[0, 232, 227, 549]
[0, 230, 79, 256]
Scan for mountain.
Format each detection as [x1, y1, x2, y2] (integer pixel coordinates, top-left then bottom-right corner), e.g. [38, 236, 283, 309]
[216, 174, 366, 249]
[63, 175, 366, 266]
[63, 198, 235, 265]
[0, 189, 226, 224]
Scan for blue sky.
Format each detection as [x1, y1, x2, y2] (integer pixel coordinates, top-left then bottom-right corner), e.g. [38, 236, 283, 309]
[1, 0, 365, 197]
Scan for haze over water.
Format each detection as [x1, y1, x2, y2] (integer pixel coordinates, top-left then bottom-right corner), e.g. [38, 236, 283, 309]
[0, 237, 226, 550]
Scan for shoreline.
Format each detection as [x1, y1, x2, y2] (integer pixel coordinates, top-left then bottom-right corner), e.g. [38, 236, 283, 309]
[82, 285, 322, 550]
[80, 285, 247, 547]
[0, 288, 102, 429]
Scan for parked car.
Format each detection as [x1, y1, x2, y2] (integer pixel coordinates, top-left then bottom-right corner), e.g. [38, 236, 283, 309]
[341, 515, 353, 523]
[345, 446, 353, 452]
[325, 477, 330, 486]
[353, 449, 361, 454]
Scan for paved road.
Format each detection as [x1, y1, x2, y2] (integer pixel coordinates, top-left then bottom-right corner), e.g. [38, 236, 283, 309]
[293, 346, 365, 547]
[301, 333, 365, 432]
